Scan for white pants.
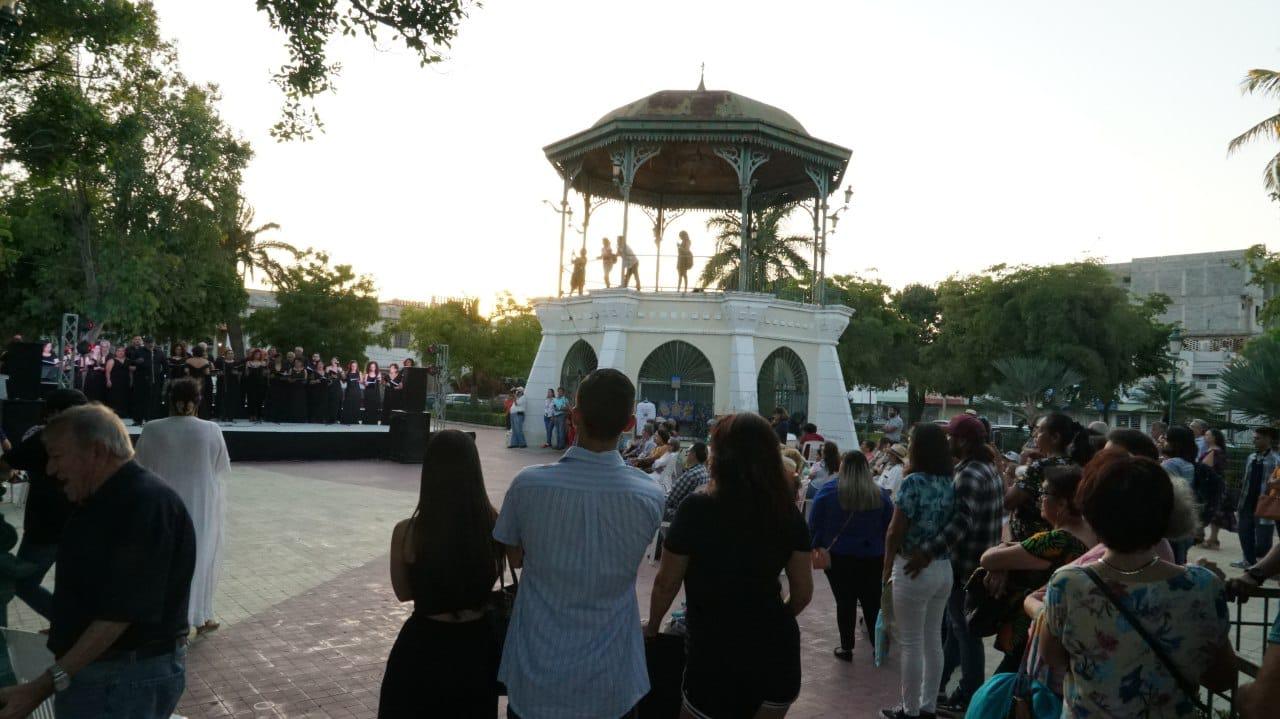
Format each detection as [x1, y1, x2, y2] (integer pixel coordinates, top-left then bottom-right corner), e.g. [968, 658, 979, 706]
[891, 555, 952, 716]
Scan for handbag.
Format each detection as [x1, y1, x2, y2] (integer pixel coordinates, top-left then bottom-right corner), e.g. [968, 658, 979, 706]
[810, 512, 855, 570]
[1080, 567, 1214, 716]
[487, 560, 519, 695]
[1255, 485, 1280, 522]
[874, 579, 894, 667]
[964, 567, 1025, 638]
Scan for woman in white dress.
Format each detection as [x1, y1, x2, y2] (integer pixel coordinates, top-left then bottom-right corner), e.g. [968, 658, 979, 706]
[134, 377, 229, 636]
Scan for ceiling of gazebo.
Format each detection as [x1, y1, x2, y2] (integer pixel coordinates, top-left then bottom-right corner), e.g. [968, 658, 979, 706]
[543, 88, 851, 211]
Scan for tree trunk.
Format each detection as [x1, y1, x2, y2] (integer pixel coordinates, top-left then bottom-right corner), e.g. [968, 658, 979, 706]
[68, 176, 102, 341]
[907, 383, 927, 425]
[227, 316, 247, 360]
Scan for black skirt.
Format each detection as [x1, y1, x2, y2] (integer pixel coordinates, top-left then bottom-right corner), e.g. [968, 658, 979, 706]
[378, 614, 498, 719]
[342, 382, 363, 424]
[682, 612, 801, 717]
[288, 382, 308, 423]
[267, 377, 289, 422]
[363, 383, 382, 424]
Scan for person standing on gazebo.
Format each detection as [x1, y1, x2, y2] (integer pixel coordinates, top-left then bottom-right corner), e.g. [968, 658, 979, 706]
[619, 235, 641, 290]
[676, 230, 694, 292]
[598, 237, 617, 288]
[570, 249, 587, 296]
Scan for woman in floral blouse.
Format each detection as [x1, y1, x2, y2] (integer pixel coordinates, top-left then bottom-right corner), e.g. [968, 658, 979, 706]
[1040, 454, 1235, 718]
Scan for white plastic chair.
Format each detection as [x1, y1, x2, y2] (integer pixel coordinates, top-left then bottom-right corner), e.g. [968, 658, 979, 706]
[800, 440, 824, 463]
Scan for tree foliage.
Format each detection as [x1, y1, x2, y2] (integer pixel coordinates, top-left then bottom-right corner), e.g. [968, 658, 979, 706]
[1228, 68, 1280, 201]
[927, 262, 1172, 411]
[1129, 377, 1212, 425]
[699, 204, 811, 292]
[0, 4, 252, 341]
[243, 252, 382, 363]
[1219, 334, 1280, 423]
[984, 356, 1084, 428]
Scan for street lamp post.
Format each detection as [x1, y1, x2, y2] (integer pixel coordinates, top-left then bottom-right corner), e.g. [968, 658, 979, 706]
[796, 185, 853, 304]
[544, 199, 573, 297]
[1167, 328, 1182, 424]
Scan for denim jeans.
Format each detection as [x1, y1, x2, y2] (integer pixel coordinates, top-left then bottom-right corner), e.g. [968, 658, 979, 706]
[553, 415, 567, 449]
[543, 415, 554, 446]
[55, 646, 186, 719]
[509, 413, 526, 447]
[939, 577, 985, 701]
[1238, 508, 1277, 565]
[15, 539, 57, 620]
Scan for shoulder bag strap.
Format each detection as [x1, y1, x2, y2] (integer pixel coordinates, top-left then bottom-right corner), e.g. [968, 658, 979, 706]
[825, 512, 856, 552]
[1080, 566, 1211, 714]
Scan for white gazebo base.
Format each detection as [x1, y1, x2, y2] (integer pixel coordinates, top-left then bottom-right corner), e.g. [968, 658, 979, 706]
[522, 289, 857, 450]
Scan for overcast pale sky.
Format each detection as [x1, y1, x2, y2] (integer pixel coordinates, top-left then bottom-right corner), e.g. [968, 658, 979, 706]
[152, 0, 1280, 309]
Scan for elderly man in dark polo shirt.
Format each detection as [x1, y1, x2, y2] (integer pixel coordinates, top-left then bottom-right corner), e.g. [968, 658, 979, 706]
[0, 404, 196, 719]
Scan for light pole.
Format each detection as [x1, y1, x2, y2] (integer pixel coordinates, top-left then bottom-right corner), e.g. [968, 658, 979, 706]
[796, 185, 852, 304]
[544, 199, 573, 297]
[1167, 328, 1182, 424]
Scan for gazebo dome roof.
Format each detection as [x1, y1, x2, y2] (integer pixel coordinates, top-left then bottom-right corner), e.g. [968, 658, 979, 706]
[592, 89, 810, 137]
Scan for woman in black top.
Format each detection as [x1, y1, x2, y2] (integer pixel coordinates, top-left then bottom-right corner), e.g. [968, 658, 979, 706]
[267, 354, 290, 423]
[184, 346, 215, 420]
[216, 348, 242, 422]
[645, 412, 813, 718]
[326, 358, 343, 424]
[287, 358, 310, 423]
[104, 346, 131, 416]
[379, 430, 502, 718]
[342, 361, 363, 425]
[307, 359, 328, 424]
[83, 343, 108, 403]
[382, 363, 403, 424]
[243, 348, 269, 423]
[363, 361, 383, 425]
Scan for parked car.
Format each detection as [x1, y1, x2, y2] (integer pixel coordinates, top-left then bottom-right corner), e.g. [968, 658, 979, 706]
[445, 393, 473, 407]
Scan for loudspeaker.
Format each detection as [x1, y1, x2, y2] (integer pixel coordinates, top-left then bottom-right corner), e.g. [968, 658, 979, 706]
[0, 399, 45, 443]
[401, 366, 428, 414]
[2, 342, 43, 401]
[386, 410, 431, 463]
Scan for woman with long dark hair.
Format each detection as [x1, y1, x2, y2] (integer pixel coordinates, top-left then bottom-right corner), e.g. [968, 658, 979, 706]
[287, 357, 309, 423]
[1203, 428, 1231, 549]
[382, 363, 403, 424]
[326, 357, 343, 424]
[808, 450, 893, 661]
[880, 423, 956, 719]
[645, 412, 813, 718]
[342, 360, 363, 425]
[1006, 412, 1094, 541]
[83, 342, 108, 403]
[184, 345, 215, 420]
[378, 430, 502, 718]
[307, 358, 328, 424]
[363, 361, 383, 425]
[267, 350, 289, 423]
[216, 347, 242, 422]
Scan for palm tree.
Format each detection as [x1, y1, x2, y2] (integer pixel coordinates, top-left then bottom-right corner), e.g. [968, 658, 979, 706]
[1219, 335, 1280, 423]
[221, 200, 300, 358]
[698, 204, 811, 292]
[1228, 69, 1280, 200]
[1129, 377, 1211, 425]
[984, 356, 1083, 428]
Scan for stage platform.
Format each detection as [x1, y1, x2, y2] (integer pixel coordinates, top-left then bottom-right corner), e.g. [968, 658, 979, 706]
[126, 421, 396, 462]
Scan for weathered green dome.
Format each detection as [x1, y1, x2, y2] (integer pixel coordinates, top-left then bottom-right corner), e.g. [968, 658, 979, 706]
[592, 89, 810, 136]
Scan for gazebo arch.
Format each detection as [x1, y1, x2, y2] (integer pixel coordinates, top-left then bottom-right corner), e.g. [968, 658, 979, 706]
[758, 347, 809, 424]
[560, 339, 598, 399]
[638, 341, 715, 436]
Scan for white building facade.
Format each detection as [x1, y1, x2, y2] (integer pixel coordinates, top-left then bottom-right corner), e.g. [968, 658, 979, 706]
[521, 289, 858, 448]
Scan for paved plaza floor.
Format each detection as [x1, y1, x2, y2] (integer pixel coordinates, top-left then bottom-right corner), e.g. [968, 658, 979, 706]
[1, 424, 1274, 717]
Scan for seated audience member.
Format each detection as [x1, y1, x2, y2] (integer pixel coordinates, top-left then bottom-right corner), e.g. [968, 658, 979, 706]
[494, 369, 664, 719]
[808, 451, 893, 661]
[633, 428, 671, 470]
[651, 437, 682, 493]
[860, 440, 877, 462]
[646, 412, 812, 718]
[875, 443, 908, 499]
[806, 441, 841, 499]
[664, 442, 709, 522]
[798, 423, 825, 445]
[624, 424, 656, 460]
[1040, 454, 1236, 718]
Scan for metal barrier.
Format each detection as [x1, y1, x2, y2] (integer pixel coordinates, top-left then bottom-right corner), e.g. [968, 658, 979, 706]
[1201, 586, 1279, 717]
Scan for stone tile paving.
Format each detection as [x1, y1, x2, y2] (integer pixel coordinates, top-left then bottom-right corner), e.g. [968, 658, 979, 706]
[2, 423, 1275, 717]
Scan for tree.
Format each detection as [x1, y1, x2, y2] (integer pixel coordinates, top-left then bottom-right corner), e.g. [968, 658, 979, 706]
[221, 199, 300, 357]
[893, 283, 942, 424]
[1129, 377, 1212, 425]
[488, 293, 541, 382]
[0, 10, 252, 341]
[1219, 334, 1280, 423]
[699, 204, 811, 292]
[243, 252, 382, 362]
[2, 1, 475, 142]
[984, 357, 1084, 428]
[928, 262, 1172, 416]
[824, 274, 911, 392]
[1228, 68, 1280, 202]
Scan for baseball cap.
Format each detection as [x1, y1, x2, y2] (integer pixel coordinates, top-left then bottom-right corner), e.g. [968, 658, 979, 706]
[947, 413, 986, 442]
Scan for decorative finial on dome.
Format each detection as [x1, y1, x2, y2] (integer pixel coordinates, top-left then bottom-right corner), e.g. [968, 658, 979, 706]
[697, 62, 706, 91]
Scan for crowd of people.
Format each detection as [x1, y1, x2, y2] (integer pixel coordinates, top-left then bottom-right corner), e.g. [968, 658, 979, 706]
[39, 337, 418, 426]
[3, 365, 1278, 718]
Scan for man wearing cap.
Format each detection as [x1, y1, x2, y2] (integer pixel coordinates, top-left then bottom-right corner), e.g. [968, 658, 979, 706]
[905, 414, 1003, 716]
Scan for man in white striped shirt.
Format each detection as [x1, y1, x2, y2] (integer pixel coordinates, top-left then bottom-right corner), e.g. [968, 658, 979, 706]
[495, 368, 665, 719]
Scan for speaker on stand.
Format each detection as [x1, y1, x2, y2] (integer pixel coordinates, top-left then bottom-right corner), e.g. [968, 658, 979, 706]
[2, 342, 43, 401]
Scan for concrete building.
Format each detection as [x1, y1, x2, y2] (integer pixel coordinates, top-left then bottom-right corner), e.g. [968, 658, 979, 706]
[523, 290, 859, 448]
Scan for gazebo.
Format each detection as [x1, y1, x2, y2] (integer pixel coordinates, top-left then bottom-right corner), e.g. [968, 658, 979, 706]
[542, 80, 853, 298]
[523, 82, 860, 448]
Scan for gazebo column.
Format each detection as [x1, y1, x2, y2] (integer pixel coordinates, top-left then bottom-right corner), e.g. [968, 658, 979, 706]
[610, 143, 660, 281]
[715, 145, 770, 292]
[554, 160, 582, 298]
[805, 166, 833, 304]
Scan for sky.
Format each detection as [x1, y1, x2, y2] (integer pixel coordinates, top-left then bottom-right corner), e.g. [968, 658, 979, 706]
[151, 0, 1280, 311]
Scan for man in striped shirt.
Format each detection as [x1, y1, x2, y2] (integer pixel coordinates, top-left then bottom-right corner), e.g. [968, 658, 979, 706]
[495, 369, 665, 719]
